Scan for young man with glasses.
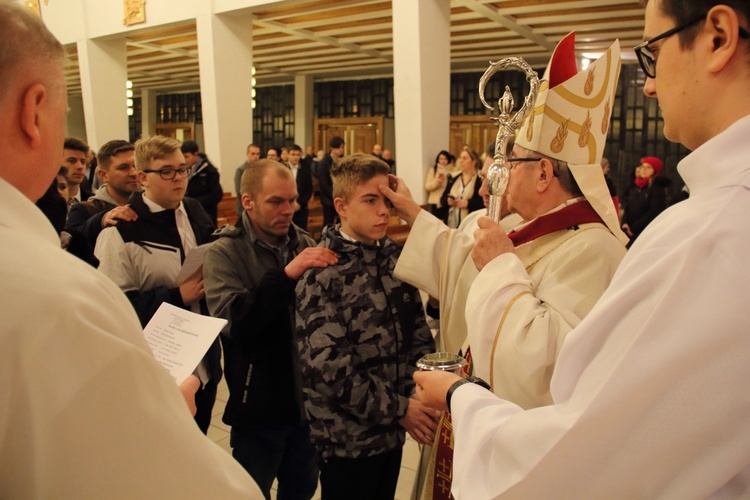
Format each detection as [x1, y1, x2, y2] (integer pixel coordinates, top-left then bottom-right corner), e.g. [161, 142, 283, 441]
[411, 1, 750, 497]
[96, 135, 222, 435]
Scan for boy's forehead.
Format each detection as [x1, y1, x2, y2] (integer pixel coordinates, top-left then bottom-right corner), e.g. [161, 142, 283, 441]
[353, 174, 389, 195]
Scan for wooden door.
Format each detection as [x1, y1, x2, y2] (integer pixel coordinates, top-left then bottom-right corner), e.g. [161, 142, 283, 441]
[450, 116, 498, 158]
[449, 125, 471, 159]
[347, 124, 378, 154]
[153, 122, 195, 141]
[314, 117, 385, 156]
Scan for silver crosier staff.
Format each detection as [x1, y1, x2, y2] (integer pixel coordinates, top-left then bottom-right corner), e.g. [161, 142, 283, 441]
[478, 58, 540, 222]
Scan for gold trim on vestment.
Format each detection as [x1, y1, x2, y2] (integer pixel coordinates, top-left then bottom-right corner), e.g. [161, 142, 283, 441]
[438, 228, 457, 352]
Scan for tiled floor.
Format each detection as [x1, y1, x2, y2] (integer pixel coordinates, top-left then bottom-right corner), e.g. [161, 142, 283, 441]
[207, 376, 421, 500]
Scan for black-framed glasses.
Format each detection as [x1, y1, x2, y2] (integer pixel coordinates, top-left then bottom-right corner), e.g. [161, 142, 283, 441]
[635, 15, 750, 79]
[141, 167, 189, 180]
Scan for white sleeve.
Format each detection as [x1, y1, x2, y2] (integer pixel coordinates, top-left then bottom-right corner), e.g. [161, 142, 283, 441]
[95, 226, 138, 292]
[1, 236, 262, 498]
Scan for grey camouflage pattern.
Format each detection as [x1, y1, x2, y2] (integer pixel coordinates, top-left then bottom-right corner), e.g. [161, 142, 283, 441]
[296, 226, 435, 459]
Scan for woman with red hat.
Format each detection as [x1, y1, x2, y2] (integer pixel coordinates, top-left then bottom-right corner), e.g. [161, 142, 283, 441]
[621, 156, 669, 246]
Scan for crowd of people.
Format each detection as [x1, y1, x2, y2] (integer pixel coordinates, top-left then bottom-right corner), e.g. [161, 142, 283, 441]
[3, 0, 750, 498]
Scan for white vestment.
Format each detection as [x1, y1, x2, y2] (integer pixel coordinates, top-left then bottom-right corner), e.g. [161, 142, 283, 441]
[0, 178, 261, 498]
[451, 115, 750, 498]
[467, 209, 626, 408]
[395, 209, 521, 355]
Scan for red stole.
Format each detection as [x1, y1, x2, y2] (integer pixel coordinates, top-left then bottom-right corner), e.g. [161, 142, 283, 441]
[507, 200, 604, 247]
[429, 200, 604, 500]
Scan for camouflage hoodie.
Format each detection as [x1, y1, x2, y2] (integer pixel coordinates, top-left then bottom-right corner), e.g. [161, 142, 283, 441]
[295, 225, 435, 460]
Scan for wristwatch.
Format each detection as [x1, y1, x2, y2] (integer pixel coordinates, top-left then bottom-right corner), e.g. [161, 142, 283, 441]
[446, 376, 491, 413]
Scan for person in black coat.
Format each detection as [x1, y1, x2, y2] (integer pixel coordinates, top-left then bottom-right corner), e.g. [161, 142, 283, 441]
[317, 136, 345, 227]
[181, 140, 223, 225]
[621, 156, 670, 247]
[287, 144, 313, 231]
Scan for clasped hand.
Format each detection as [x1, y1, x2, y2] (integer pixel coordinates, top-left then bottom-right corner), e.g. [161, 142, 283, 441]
[471, 216, 515, 272]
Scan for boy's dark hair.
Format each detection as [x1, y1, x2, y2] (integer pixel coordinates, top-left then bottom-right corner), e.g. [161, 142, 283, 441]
[97, 140, 134, 171]
[289, 144, 303, 153]
[644, 0, 750, 51]
[180, 140, 200, 154]
[329, 136, 345, 149]
[331, 153, 390, 201]
[64, 137, 89, 154]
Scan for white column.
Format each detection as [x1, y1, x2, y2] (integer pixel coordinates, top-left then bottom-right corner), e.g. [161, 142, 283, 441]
[294, 74, 314, 149]
[65, 95, 87, 140]
[140, 89, 158, 140]
[77, 37, 129, 150]
[392, 0, 451, 205]
[196, 12, 254, 194]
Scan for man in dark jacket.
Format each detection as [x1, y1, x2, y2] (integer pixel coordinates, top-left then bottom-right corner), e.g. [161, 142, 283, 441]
[181, 140, 223, 225]
[95, 135, 221, 435]
[286, 144, 313, 231]
[204, 160, 337, 499]
[62, 137, 93, 204]
[316, 136, 345, 227]
[66, 139, 140, 248]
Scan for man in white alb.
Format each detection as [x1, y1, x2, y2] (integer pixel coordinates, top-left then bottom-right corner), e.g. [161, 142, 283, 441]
[414, 1, 750, 497]
[0, 4, 260, 497]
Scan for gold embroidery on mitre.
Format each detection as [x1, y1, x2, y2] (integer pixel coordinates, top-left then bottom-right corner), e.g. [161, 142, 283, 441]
[554, 52, 612, 109]
[579, 111, 592, 148]
[550, 119, 569, 154]
[602, 98, 611, 135]
[584, 66, 596, 96]
[526, 111, 535, 142]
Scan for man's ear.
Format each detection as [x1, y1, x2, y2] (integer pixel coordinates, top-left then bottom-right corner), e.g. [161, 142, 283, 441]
[97, 167, 108, 184]
[241, 193, 253, 212]
[334, 197, 347, 218]
[536, 159, 554, 193]
[20, 83, 47, 148]
[704, 5, 744, 73]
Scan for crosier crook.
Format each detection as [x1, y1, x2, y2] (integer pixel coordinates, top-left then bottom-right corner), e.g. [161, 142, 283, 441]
[478, 57, 540, 222]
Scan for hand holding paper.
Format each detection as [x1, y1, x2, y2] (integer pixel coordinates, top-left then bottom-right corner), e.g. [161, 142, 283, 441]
[176, 242, 213, 284]
[143, 302, 227, 385]
[179, 266, 204, 306]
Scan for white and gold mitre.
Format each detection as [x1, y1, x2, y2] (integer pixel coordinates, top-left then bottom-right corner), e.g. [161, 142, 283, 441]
[516, 32, 628, 245]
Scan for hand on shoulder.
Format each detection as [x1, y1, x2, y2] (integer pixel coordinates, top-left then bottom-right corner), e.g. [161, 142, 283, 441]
[285, 247, 338, 280]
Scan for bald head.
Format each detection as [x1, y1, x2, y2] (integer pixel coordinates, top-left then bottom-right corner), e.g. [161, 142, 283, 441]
[0, 3, 64, 103]
[0, 2, 67, 201]
[240, 160, 293, 200]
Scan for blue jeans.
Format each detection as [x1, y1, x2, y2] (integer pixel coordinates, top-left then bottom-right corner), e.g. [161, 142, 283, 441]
[230, 423, 319, 500]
